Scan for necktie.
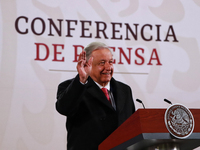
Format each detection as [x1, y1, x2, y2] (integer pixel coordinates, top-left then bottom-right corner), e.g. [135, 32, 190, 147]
[101, 88, 111, 103]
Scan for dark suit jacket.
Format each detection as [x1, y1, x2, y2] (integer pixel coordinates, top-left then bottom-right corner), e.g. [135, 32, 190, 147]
[56, 75, 135, 150]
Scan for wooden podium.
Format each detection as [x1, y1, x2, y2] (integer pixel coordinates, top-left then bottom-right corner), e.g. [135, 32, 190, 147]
[98, 109, 200, 150]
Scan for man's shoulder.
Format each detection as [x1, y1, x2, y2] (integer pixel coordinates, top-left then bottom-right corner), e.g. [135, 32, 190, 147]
[111, 78, 131, 89]
[59, 78, 74, 86]
[58, 74, 92, 88]
[58, 75, 80, 87]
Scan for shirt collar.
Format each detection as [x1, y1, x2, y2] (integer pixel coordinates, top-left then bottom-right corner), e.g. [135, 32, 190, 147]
[94, 81, 110, 91]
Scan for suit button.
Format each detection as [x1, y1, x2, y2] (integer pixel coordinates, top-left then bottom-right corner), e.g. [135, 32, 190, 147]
[100, 117, 106, 120]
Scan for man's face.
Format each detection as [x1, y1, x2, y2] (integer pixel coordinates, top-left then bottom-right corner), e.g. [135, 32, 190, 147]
[90, 48, 114, 87]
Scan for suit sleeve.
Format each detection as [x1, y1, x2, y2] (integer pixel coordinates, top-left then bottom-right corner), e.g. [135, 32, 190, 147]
[128, 85, 135, 114]
[55, 75, 86, 116]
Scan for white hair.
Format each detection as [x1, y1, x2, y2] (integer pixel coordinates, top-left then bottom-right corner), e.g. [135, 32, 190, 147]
[84, 42, 112, 61]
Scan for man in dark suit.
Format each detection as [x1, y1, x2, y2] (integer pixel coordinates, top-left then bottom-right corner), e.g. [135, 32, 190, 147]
[56, 42, 135, 150]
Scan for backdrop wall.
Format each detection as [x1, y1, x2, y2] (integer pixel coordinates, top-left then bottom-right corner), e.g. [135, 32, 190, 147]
[0, 0, 200, 150]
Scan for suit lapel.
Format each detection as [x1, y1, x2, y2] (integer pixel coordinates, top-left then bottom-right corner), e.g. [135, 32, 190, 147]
[86, 77, 114, 110]
[110, 78, 125, 113]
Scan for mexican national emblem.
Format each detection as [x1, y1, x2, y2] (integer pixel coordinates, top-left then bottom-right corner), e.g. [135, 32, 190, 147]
[164, 104, 194, 139]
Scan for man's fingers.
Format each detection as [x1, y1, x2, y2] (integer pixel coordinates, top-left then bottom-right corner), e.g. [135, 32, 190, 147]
[78, 50, 86, 61]
[82, 51, 86, 60]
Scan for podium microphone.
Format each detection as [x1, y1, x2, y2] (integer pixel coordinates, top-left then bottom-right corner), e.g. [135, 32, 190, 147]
[136, 99, 145, 109]
[164, 99, 172, 105]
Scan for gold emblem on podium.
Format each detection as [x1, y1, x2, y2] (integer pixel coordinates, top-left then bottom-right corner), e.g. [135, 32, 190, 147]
[164, 104, 195, 139]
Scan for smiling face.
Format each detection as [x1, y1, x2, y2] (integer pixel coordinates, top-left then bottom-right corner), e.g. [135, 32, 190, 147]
[89, 48, 114, 87]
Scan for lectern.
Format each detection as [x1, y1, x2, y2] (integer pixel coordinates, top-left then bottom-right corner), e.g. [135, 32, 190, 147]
[98, 109, 200, 150]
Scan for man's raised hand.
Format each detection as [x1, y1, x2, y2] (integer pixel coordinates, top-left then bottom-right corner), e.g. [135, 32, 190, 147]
[76, 50, 93, 84]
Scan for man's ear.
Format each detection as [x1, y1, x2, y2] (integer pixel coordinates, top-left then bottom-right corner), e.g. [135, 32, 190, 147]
[88, 57, 93, 65]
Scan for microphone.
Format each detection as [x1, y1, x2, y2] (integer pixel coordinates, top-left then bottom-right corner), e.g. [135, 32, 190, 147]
[164, 99, 172, 105]
[136, 99, 145, 109]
